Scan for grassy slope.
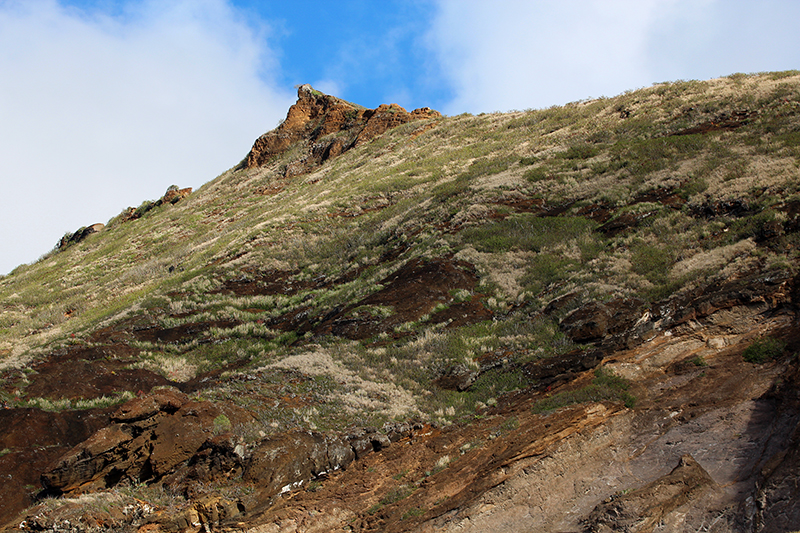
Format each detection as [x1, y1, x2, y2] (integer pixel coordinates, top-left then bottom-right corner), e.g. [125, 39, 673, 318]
[1, 71, 799, 430]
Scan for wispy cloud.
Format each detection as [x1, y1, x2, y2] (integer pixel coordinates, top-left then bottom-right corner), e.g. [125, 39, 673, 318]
[0, 0, 293, 274]
[427, 0, 800, 115]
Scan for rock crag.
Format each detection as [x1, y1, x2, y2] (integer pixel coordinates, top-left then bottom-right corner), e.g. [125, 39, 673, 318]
[245, 84, 440, 175]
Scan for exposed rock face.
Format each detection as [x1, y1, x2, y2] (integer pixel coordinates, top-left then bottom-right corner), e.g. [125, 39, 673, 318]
[245, 84, 440, 175]
[0, 408, 113, 524]
[157, 185, 192, 206]
[560, 269, 796, 354]
[116, 185, 192, 223]
[36, 389, 420, 524]
[40, 389, 254, 494]
[57, 223, 104, 249]
[585, 454, 717, 533]
[5, 73, 800, 533]
[559, 297, 652, 352]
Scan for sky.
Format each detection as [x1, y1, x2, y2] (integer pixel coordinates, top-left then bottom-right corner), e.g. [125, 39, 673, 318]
[0, 0, 798, 275]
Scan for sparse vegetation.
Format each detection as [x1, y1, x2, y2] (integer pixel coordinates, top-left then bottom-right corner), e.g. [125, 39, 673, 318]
[2, 72, 800, 529]
[532, 367, 636, 413]
[742, 336, 787, 364]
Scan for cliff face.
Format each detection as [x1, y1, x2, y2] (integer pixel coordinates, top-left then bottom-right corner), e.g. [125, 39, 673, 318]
[2, 72, 800, 532]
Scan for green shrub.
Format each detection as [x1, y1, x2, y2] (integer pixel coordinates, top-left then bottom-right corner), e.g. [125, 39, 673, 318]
[690, 355, 708, 367]
[520, 253, 578, 295]
[678, 177, 708, 199]
[631, 242, 675, 287]
[524, 166, 550, 182]
[459, 154, 517, 181]
[607, 134, 708, 181]
[401, 507, 425, 520]
[381, 484, 416, 505]
[742, 336, 786, 363]
[213, 414, 232, 433]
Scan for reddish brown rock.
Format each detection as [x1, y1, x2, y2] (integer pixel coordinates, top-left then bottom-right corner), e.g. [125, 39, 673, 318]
[111, 388, 186, 423]
[243, 430, 356, 493]
[245, 84, 440, 175]
[560, 297, 649, 348]
[0, 408, 113, 523]
[40, 391, 254, 494]
[57, 223, 104, 249]
[157, 186, 192, 206]
[115, 185, 192, 224]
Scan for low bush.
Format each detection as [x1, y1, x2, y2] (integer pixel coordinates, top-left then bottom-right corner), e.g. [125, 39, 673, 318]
[742, 336, 786, 363]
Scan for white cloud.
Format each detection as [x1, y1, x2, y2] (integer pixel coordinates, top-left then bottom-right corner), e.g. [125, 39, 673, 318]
[0, 0, 294, 274]
[428, 0, 800, 115]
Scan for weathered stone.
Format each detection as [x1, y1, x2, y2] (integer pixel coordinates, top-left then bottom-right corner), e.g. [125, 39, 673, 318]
[244, 430, 354, 493]
[560, 297, 649, 350]
[245, 84, 439, 174]
[57, 223, 104, 249]
[156, 186, 192, 206]
[111, 389, 187, 423]
[585, 455, 716, 533]
[40, 393, 254, 494]
[523, 349, 603, 383]
[433, 364, 478, 391]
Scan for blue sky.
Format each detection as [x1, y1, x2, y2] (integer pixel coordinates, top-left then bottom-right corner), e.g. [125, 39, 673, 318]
[1, 0, 799, 275]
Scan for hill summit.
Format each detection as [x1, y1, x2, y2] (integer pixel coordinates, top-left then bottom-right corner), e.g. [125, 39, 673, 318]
[246, 84, 440, 173]
[1, 72, 800, 532]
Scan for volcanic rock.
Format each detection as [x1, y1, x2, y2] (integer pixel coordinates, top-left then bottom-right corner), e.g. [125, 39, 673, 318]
[57, 223, 104, 249]
[585, 454, 716, 533]
[40, 390, 254, 494]
[245, 84, 440, 174]
[560, 297, 650, 349]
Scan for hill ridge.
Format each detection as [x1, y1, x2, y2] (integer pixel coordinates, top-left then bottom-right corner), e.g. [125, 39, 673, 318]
[1, 70, 800, 532]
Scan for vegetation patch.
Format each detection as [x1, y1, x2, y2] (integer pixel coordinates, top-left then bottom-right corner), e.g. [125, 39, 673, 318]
[460, 215, 597, 254]
[742, 336, 787, 364]
[532, 367, 636, 413]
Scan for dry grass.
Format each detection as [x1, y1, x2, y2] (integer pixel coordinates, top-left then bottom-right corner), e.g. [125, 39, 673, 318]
[1, 71, 798, 431]
[262, 347, 420, 420]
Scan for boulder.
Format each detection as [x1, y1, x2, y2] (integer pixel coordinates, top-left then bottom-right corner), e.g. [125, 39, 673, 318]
[156, 185, 192, 206]
[560, 297, 649, 349]
[243, 430, 356, 492]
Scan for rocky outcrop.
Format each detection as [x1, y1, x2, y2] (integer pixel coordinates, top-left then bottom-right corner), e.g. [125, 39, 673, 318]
[14, 493, 155, 533]
[117, 185, 192, 223]
[40, 389, 254, 494]
[560, 269, 796, 353]
[157, 185, 192, 206]
[57, 223, 104, 249]
[559, 297, 651, 350]
[37, 389, 420, 522]
[245, 84, 440, 175]
[585, 454, 717, 533]
[0, 408, 113, 524]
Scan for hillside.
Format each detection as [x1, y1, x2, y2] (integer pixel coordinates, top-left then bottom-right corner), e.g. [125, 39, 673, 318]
[1, 71, 800, 532]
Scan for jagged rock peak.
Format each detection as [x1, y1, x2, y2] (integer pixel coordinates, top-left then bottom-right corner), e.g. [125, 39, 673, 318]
[245, 84, 440, 172]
